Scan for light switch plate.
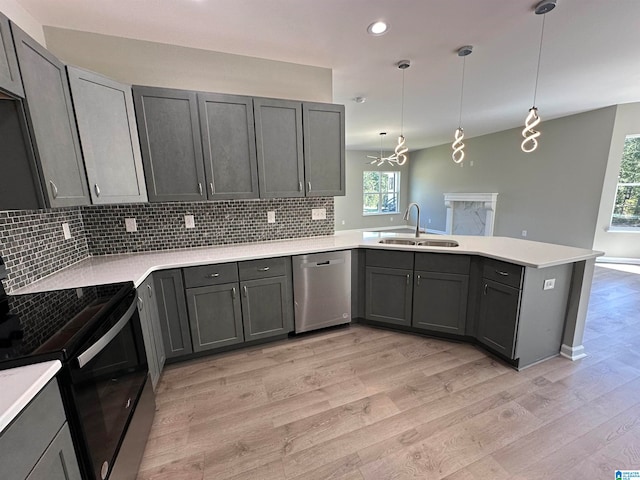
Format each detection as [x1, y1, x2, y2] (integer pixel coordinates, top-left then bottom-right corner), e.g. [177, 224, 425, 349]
[62, 223, 71, 239]
[267, 211, 276, 223]
[125, 218, 137, 233]
[185, 215, 195, 229]
[312, 208, 327, 220]
[543, 278, 556, 290]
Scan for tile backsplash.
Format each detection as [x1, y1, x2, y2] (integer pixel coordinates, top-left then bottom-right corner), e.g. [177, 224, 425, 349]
[0, 197, 334, 291]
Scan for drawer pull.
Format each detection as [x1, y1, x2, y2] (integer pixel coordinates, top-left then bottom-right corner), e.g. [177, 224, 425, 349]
[138, 296, 144, 310]
[210, 182, 214, 196]
[243, 285, 248, 297]
[298, 181, 303, 192]
[49, 180, 58, 199]
[257, 266, 270, 272]
[231, 287, 237, 299]
[416, 274, 421, 286]
[147, 284, 152, 298]
[198, 183, 203, 196]
[496, 270, 509, 276]
[207, 273, 220, 278]
[484, 283, 488, 295]
[94, 184, 101, 197]
[406, 274, 410, 285]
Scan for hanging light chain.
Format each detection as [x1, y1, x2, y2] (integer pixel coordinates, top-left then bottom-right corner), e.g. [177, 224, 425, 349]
[532, 14, 546, 107]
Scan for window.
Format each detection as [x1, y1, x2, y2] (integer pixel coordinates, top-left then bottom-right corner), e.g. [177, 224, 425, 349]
[363, 171, 400, 215]
[611, 135, 640, 230]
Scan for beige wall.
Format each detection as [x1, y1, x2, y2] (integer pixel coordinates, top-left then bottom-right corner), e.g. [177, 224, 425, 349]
[0, 0, 45, 45]
[408, 107, 617, 249]
[44, 27, 332, 102]
[334, 150, 410, 231]
[593, 103, 640, 259]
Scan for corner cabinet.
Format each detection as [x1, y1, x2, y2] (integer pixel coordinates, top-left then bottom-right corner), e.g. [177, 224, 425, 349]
[138, 276, 166, 390]
[153, 269, 193, 359]
[0, 12, 23, 97]
[67, 67, 148, 204]
[303, 102, 345, 196]
[11, 23, 90, 207]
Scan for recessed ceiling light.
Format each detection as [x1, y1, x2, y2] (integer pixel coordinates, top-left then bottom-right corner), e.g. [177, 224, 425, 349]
[367, 21, 389, 36]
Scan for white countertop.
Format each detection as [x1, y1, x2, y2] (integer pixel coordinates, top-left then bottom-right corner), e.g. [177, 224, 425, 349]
[12, 231, 603, 294]
[0, 360, 61, 433]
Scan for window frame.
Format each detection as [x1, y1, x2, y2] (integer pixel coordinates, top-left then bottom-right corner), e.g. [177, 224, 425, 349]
[609, 134, 640, 232]
[362, 170, 401, 216]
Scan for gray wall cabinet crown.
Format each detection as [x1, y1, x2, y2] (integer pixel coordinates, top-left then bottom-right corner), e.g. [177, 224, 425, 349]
[11, 23, 90, 207]
[67, 66, 148, 204]
[0, 12, 23, 97]
[303, 102, 345, 196]
[198, 92, 259, 199]
[133, 86, 206, 202]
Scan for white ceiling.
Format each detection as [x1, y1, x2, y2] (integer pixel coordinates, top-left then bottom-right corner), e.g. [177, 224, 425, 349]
[15, 0, 640, 151]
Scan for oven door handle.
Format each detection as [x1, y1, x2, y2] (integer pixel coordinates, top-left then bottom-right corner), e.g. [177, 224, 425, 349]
[76, 297, 138, 368]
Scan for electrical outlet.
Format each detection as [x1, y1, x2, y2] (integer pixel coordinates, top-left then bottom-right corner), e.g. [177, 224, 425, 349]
[543, 278, 556, 290]
[184, 215, 195, 229]
[125, 218, 137, 232]
[428, 218, 432, 224]
[390, 217, 394, 222]
[341, 220, 345, 225]
[470, 160, 474, 167]
[76, 288, 84, 299]
[521, 230, 527, 237]
[267, 211, 276, 223]
[62, 223, 71, 239]
[312, 208, 326, 220]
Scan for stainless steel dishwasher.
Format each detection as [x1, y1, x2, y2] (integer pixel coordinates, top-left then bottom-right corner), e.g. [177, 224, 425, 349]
[293, 250, 351, 333]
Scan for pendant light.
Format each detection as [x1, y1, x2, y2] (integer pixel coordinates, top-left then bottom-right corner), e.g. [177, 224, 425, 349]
[452, 45, 473, 164]
[394, 59, 410, 166]
[521, 0, 557, 153]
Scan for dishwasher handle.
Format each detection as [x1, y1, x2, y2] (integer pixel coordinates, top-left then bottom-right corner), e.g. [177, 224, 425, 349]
[301, 258, 345, 268]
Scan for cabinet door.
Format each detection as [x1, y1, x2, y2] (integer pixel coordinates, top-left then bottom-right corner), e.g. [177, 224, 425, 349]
[365, 266, 413, 326]
[154, 269, 193, 358]
[0, 13, 23, 97]
[477, 279, 521, 359]
[133, 86, 206, 202]
[12, 24, 90, 207]
[198, 92, 259, 200]
[67, 66, 148, 204]
[412, 271, 468, 335]
[186, 283, 244, 352]
[302, 102, 345, 196]
[138, 290, 160, 390]
[144, 277, 166, 373]
[254, 98, 304, 198]
[26, 423, 81, 480]
[241, 276, 292, 341]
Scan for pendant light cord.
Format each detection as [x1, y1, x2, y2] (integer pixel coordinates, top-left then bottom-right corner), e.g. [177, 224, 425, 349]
[400, 68, 405, 136]
[532, 13, 546, 107]
[458, 56, 466, 128]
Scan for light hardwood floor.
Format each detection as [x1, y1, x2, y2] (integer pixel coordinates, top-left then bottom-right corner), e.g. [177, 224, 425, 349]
[137, 264, 640, 479]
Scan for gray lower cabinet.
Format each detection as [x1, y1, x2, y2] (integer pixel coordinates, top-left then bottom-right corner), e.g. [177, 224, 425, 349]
[11, 23, 90, 208]
[0, 12, 23, 97]
[138, 276, 166, 390]
[0, 379, 81, 480]
[412, 271, 469, 334]
[476, 279, 521, 359]
[133, 86, 206, 202]
[302, 102, 345, 196]
[186, 283, 244, 352]
[154, 269, 192, 359]
[198, 92, 259, 199]
[254, 97, 305, 198]
[67, 66, 148, 204]
[365, 266, 413, 326]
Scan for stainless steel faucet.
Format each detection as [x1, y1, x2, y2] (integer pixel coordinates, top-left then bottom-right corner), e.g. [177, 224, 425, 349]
[403, 202, 421, 238]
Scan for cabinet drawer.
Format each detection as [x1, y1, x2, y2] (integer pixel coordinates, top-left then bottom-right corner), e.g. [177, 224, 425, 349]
[482, 258, 523, 289]
[239, 257, 287, 280]
[415, 253, 470, 275]
[0, 378, 66, 480]
[365, 249, 414, 270]
[183, 263, 238, 288]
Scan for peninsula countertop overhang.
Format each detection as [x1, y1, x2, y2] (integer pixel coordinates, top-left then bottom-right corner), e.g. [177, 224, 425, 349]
[11, 231, 604, 294]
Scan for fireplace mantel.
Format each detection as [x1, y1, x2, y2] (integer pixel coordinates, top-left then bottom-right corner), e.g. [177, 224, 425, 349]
[443, 193, 499, 236]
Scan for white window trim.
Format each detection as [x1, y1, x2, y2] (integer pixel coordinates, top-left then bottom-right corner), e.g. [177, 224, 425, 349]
[362, 171, 400, 216]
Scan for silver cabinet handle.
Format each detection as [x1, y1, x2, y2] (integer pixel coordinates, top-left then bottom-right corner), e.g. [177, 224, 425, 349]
[298, 181, 303, 192]
[231, 287, 237, 299]
[198, 183, 203, 195]
[416, 274, 421, 286]
[484, 283, 488, 295]
[496, 270, 509, 276]
[307, 181, 312, 191]
[94, 184, 101, 197]
[147, 284, 152, 298]
[210, 182, 214, 196]
[243, 285, 248, 297]
[49, 180, 58, 199]
[258, 266, 270, 272]
[406, 274, 410, 285]
[138, 296, 143, 311]
[207, 273, 220, 278]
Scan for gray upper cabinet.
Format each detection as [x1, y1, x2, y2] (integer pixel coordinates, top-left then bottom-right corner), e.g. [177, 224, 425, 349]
[133, 86, 206, 202]
[303, 102, 345, 196]
[254, 98, 305, 198]
[154, 269, 193, 359]
[0, 12, 23, 97]
[11, 24, 90, 207]
[198, 92, 259, 199]
[67, 66, 148, 204]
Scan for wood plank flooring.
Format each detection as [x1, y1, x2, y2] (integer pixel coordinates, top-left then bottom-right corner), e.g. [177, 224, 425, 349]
[137, 264, 640, 479]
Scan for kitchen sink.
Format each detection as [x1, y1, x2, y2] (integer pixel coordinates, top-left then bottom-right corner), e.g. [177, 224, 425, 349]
[417, 240, 459, 247]
[378, 238, 418, 245]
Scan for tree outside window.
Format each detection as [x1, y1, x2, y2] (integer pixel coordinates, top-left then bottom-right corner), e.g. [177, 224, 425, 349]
[363, 171, 400, 215]
[611, 135, 640, 230]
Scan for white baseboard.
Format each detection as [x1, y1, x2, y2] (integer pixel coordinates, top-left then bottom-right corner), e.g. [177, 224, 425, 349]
[560, 344, 587, 361]
[597, 257, 640, 265]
